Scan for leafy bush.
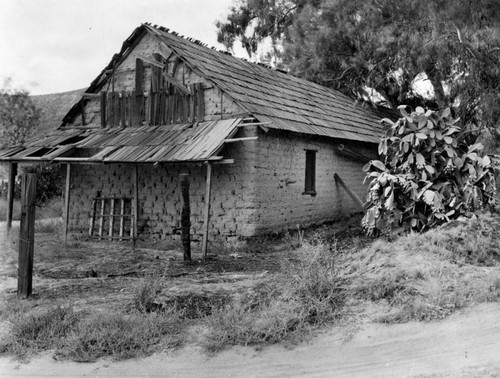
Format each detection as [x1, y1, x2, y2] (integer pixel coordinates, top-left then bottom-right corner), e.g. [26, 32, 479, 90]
[362, 106, 497, 235]
[0, 163, 63, 206]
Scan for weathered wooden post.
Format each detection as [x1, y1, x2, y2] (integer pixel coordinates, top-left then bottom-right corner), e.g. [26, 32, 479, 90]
[18, 173, 37, 298]
[202, 162, 213, 259]
[6, 162, 18, 234]
[180, 173, 191, 262]
[63, 163, 71, 243]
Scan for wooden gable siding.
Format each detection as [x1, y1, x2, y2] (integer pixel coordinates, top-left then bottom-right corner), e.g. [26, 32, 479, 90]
[66, 32, 243, 128]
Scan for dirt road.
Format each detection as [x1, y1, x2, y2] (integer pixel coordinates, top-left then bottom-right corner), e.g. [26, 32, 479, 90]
[1, 302, 499, 377]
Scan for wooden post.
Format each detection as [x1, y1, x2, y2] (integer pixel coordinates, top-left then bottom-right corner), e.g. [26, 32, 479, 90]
[180, 173, 191, 262]
[334, 173, 365, 212]
[202, 163, 212, 258]
[18, 173, 37, 298]
[132, 165, 138, 243]
[63, 164, 71, 243]
[6, 162, 17, 234]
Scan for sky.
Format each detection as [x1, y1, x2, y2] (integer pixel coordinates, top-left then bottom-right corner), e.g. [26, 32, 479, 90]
[0, 0, 237, 95]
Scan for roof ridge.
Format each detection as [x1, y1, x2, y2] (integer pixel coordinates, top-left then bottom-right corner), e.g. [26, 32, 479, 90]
[142, 22, 287, 75]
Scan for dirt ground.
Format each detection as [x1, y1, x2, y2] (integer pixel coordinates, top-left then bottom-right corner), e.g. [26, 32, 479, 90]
[1, 220, 500, 377]
[1, 303, 499, 377]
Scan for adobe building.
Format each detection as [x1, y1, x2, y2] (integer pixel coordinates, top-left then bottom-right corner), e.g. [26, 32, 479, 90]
[0, 23, 384, 247]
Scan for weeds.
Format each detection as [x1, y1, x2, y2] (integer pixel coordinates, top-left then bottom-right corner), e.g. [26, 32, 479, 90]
[346, 214, 500, 322]
[203, 241, 345, 352]
[56, 311, 183, 362]
[0, 304, 79, 360]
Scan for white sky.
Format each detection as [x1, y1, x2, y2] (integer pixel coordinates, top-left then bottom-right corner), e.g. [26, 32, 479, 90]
[0, 0, 237, 95]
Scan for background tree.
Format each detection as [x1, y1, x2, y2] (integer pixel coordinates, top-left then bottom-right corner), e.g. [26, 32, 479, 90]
[0, 80, 41, 148]
[217, 0, 500, 145]
[0, 81, 62, 206]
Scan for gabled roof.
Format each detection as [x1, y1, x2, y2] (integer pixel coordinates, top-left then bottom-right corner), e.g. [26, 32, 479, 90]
[1, 23, 388, 164]
[64, 23, 386, 144]
[142, 24, 385, 143]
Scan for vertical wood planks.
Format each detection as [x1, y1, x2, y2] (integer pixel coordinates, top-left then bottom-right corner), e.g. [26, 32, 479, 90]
[100, 91, 107, 127]
[18, 173, 36, 298]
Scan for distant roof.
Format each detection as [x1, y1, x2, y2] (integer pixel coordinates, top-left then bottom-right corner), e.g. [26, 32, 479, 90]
[63, 23, 387, 144]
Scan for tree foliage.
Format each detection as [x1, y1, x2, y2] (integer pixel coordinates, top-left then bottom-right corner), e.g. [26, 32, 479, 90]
[362, 106, 496, 235]
[217, 0, 500, 140]
[0, 82, 41, 148]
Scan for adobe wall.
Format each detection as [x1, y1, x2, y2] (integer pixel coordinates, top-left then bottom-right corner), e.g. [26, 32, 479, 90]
[69, 32, 242, 127]
[251, 129, 376, 234]
[67, 129, 258, 241]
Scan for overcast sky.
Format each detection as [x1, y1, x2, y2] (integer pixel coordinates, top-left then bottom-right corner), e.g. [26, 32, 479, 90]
[0, 0, 237, 95]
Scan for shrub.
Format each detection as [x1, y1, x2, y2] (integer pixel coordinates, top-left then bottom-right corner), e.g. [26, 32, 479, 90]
[0, 163, 63, 206]
[363, 106, 497, 235]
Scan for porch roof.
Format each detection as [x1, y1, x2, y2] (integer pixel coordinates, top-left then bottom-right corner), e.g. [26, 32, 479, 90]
[0, 118, 243, 164]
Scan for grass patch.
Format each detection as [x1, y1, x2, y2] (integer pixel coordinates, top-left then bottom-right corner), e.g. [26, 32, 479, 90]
[0, 304, 80, 360]
[345, 213, 500, 322]
[0, 300, 184, 362]
[202, 241, 345, 352]
[56, 311, 183, 362]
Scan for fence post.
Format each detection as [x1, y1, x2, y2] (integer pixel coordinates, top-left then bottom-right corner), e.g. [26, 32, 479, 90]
[18, 173, 37, 298]
[180, 173, 191, 262]
[6, 162, 17, 234]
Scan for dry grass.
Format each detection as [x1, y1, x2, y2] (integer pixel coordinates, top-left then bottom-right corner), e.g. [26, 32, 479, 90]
[203, 241, 345, 352]
[344, 213, 500, 322]
[1, 213, 499, 362]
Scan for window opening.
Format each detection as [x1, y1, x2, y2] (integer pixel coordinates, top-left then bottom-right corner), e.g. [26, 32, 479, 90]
[304, 150, 317, 195]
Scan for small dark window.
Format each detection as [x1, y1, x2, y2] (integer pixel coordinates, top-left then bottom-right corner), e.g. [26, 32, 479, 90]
[304, 150, 317, 195]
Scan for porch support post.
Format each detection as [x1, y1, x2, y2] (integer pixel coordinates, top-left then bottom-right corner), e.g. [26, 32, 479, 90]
[63, 163, 71, 243]
[6, 162, 18, 234]
[202, 162, 213, 258]
[132, 164, 138, 244]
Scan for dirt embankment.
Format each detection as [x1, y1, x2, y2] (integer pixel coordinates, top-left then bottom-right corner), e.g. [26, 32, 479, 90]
[1, 302, 499, 377]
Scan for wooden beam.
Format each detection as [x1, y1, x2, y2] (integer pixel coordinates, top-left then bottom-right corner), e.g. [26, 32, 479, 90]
[6, 162, 17, 234]
[18, 173, 37, 298]
[212, 159, 234, 165]
[162, 72, 191, 95]
[63, 164, 71, 243]
[224, 137, 258, 143]
[132, 165, 138, 243]
[334, 173, 365, 212]
[202, 163, 212, 258]
[137, 54, 164, 68]
[180, 173, 191, 262]
[237, 121, 272, 127]
[82, 93, 102, 99]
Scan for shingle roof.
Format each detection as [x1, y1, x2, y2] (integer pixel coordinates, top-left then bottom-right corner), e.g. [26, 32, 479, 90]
[142, 23, 386, 143]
